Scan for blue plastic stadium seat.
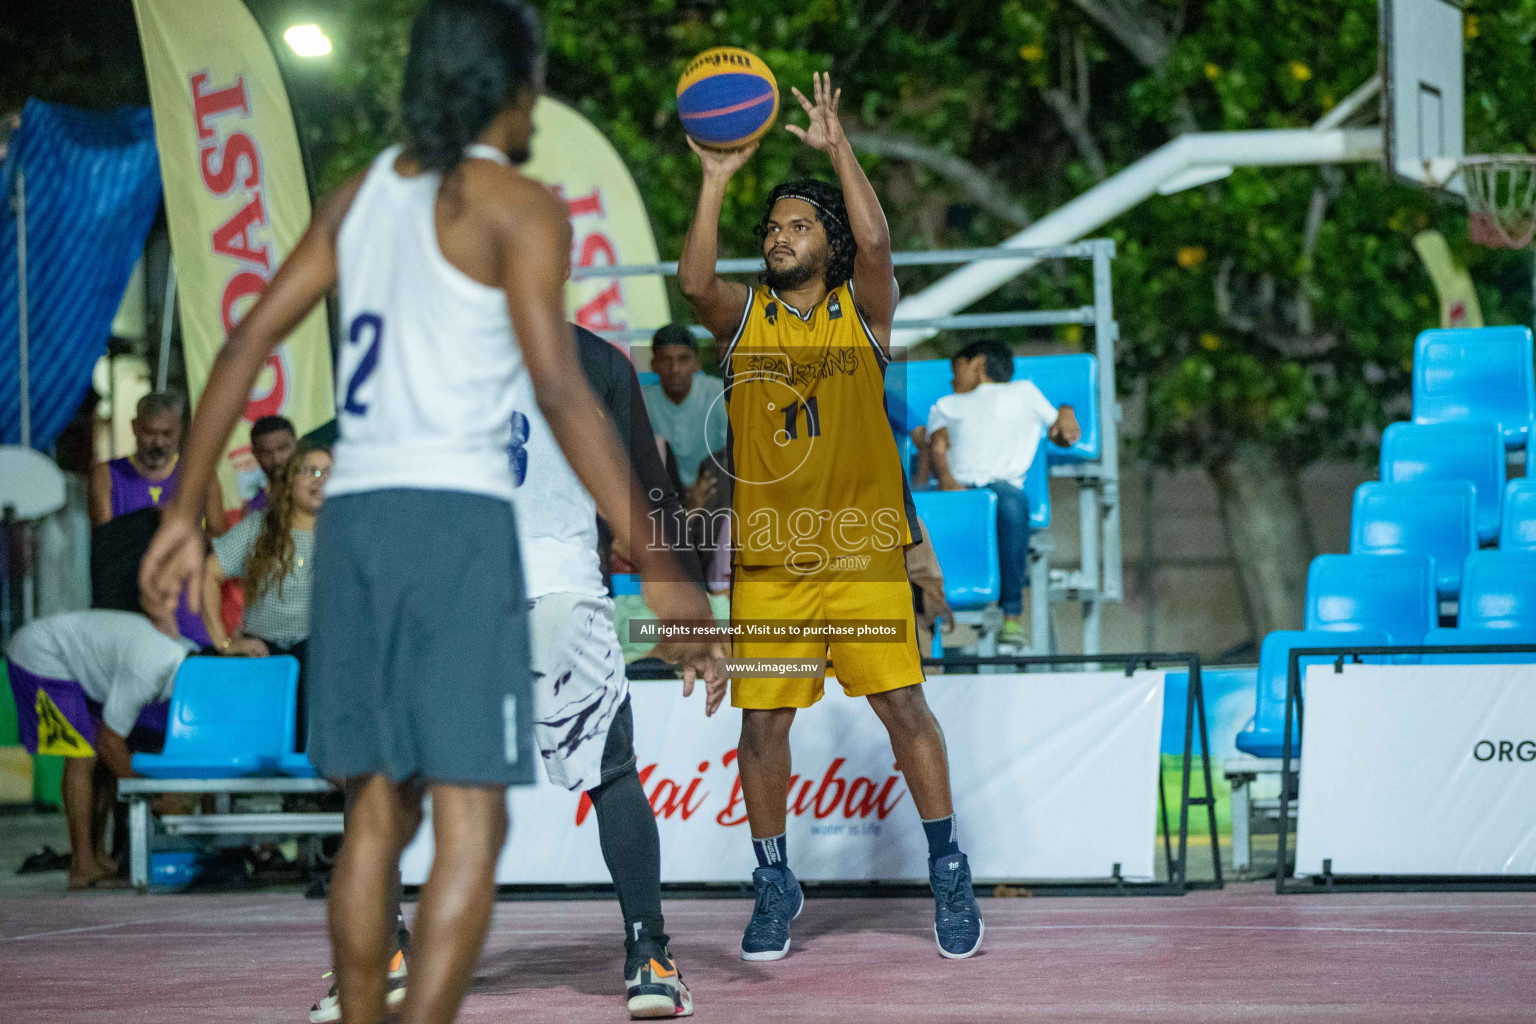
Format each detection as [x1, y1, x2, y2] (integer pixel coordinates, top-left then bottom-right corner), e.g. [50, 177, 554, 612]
[1235, 627, 1392, 758]
[1305, 552, 1436, 642]
[900, 434, 1050, 530]
[911, 489, 1000, 609]
[1500, 479, 1536, 550]
[1458, 550, 1536, 630]
[132, 656, 301, 779]
[1349, 480, 1476, 598]
[1421, 625, 1536, 665]
[884, 354, 1099, 462]
[609, 572, 642, 597]
[1411, 326, 1535, 449]
[636, 371, 659, 388]
[1013, 354, 1099, 462]
[1380, 421, 1505, 544]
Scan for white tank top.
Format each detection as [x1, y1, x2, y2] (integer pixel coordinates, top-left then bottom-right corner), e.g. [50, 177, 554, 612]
[509, 374, 604, 601]
[328, 144, 527, 503]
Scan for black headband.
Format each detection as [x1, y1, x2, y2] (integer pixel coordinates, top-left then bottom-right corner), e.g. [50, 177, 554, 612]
[774, 189, 846, 229]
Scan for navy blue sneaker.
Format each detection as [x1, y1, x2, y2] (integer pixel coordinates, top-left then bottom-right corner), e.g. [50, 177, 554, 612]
[930, 852, 984, 959]
[740, 866, 803, 961]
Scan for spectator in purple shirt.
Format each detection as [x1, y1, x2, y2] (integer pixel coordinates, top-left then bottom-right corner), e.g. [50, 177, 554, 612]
[244, 415, 299, 515]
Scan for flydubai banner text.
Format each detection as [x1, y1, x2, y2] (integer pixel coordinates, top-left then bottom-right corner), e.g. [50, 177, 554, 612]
[401, 672, 1165, 884]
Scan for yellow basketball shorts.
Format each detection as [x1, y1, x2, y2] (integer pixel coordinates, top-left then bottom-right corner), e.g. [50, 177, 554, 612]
[729, 548, 926, 709]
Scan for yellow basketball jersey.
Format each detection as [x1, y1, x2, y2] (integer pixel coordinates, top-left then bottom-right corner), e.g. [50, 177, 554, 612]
[724, 282, 916, 571]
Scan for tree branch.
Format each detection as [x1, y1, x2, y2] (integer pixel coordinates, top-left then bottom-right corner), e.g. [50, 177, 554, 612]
[1043, 32, 1109, 182]
[845, 127, 1034, 229]
[1069, 0, 1177, 69]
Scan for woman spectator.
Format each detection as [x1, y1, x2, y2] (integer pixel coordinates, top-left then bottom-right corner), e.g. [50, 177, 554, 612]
[200, 444, 329, 746]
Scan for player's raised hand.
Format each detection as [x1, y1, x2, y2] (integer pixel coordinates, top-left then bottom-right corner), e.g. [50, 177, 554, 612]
[139, 510, 205, 635]
[688, 136, 759, 182]
[786, 71, 846, 154]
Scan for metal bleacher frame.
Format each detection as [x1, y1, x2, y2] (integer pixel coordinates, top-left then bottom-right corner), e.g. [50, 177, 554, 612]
[118, 776, 340, 891]
[574, 240, 1124, 655]
[1274, 642, 1536, 894]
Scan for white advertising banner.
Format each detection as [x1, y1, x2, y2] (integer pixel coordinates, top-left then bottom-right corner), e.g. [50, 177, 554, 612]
[1296, 663, 1536, 876]
[401, 671, 1165, 885]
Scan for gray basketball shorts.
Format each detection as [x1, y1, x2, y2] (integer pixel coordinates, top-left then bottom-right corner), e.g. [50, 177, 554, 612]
[529, 591, 633, 792]
[307, 489, 535, 787]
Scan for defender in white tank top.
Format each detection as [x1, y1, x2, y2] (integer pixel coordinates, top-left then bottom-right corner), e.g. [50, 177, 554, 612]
[329, 143, 527, 503]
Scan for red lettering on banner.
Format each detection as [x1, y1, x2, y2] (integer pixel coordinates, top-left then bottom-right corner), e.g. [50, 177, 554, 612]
[244, 356, 287, 420]
[190, 72, 250, 140]
[220, 271, 267, 333]
[812, 759, 847, 818]
[576, 282, 625, 332]
[561, 187, 606, 220]
[716, 750, 747, 826]
[578, 233, 617, 268]
[200, 132, 261, 195]
[211, 195, 270, 267]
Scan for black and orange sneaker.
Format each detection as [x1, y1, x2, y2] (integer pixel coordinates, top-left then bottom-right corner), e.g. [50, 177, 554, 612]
[624, 939, 693, 1019]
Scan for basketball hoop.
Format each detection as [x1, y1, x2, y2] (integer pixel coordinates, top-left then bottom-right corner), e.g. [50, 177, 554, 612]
[1458, 155, 1536, 250]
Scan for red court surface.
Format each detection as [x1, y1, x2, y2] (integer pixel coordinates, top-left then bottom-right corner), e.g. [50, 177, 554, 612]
[4, 885, 1536, 1023]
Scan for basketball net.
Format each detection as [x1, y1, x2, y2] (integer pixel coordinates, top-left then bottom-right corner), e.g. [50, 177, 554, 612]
[1459, 155, 1536, 250]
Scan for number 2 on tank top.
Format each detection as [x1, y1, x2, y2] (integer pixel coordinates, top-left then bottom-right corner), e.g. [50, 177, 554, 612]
[779, 395, 821, 440]
[343, 313, 384, 416]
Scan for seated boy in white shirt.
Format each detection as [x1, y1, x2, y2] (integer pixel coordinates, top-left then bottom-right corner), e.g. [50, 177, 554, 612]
[912, 338, 1080, 646]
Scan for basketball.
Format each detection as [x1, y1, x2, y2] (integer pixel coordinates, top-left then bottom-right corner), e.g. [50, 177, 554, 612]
[676, 47, 779, 150]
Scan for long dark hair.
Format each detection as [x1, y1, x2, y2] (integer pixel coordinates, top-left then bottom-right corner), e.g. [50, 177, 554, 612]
[400, 0, 543, 175]
[754, 178, 858, 290]
[245, 444, 329, 606]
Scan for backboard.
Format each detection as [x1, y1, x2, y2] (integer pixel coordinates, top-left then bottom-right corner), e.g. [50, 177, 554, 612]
[1381, 0, 1465, 194]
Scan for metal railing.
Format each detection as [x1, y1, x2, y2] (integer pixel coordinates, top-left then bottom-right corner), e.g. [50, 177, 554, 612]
[579, 240, 1124, 655]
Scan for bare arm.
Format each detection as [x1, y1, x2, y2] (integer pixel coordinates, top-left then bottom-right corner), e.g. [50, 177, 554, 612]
[500, 185, 722, 700]
[786, 73, 897, 345]
[930, 427, 964, 491]
[1048, 405, 1082, 447]
[199, 555, 231, 653]
[202, 483, 228, 538]
[140, 173, 364, 630]
[678, 139, 754, 358]
[88, 462, 112, 527]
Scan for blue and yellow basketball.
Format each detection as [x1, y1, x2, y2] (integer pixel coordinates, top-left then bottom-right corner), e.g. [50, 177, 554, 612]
[676, 47, 779, 150]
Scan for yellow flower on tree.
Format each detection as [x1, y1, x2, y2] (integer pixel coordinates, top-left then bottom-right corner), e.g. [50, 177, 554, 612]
[1204, 63, 1221, 81]
[1465, 15, 1479, 39]
[1178, 246, 1207, 269]
[1288, 61, 1312, 82]
[1199, 333, 1222, 352]
[1019, 43, 1044, 62]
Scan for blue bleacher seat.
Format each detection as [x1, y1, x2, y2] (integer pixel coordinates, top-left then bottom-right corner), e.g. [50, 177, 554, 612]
[132, 656, 301, 779]
[1013, 354, 1099, 462]
[1306, 552, 1436, 642]
[636, 371, 659, 388]
[900, 435, 1050, 530]
[1349, 480, 1476, 598]
[1421, 625, 1536, 665]
[1411, 325, 1535, 449]
[1235, 627, 1392, 758]
[1500, 479, 1536, 550]
[610, 572, 642, 597]
[1380, 421, 1505, 544]
[885, 354, 1099, 462]
[911, 489, 1000, 609]
[1458, 550, 1536, 630]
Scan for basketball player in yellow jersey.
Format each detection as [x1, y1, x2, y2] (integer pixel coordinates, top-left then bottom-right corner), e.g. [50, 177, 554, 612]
[679, 73, 983, 962]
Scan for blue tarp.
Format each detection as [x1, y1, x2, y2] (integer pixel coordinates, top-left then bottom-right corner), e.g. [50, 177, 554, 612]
[0, 99, 163, 449]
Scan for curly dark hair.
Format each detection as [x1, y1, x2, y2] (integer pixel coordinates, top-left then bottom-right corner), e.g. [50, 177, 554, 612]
[400, 0, 543, 175]
[754, 178, 857, 290]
